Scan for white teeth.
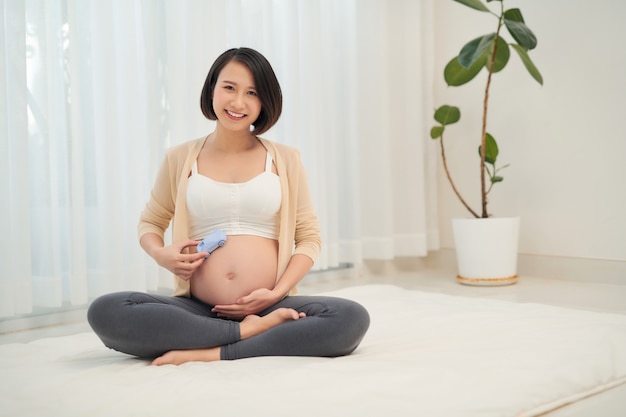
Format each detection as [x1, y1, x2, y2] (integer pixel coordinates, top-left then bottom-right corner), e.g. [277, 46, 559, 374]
[227, 110, 245, 118]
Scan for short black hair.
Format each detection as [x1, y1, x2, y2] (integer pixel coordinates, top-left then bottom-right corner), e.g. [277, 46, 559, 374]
[200, 48, 282, 135]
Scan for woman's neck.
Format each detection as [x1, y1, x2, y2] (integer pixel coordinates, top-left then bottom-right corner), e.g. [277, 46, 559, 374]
[208, 125, 258, 153]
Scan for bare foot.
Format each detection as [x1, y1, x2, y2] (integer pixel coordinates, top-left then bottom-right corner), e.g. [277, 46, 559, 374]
[240, 308, 306, 340]
[150, 308, 304, 366]
[151, 347, 220, 366]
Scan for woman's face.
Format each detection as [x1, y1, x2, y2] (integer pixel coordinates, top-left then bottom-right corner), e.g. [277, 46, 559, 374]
[212, 60, 262, 133]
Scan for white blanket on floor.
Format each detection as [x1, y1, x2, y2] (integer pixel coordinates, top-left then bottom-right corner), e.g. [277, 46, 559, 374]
[1, 284, 625, 417]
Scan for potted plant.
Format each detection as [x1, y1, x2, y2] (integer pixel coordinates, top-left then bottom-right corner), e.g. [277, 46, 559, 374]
[430, 0, 543, 285]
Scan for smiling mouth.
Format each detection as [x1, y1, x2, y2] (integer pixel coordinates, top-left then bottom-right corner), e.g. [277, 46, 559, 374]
[226, 110, 245, 119]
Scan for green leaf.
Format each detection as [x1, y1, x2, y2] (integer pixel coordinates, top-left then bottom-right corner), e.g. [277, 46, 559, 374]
[453, 0, 490, 12]
[478, 133, 499, 165]
[491, 176, 504, 183]
[434, 105, 461, 126]
[511, 44, 543, 85]
[503, 9, 537, 50]
[459, 34, 496, 68]
[503, 8, 523, 22]
[444, 55, 485, 86]
[488, 37, 510, 73]
[430, 126, 444, 139]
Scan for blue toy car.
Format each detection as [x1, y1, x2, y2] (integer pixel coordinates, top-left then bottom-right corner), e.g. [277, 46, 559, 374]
[197, 229, 227, 258]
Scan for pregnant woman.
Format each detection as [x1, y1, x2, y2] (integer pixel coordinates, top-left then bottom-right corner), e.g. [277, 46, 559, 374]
[87, 47, 370, 365]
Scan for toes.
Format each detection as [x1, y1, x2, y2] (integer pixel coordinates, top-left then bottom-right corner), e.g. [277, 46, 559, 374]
[151, 356, 165, 366]
[287, 308, 305, 320]
[151, 351, 181, 366]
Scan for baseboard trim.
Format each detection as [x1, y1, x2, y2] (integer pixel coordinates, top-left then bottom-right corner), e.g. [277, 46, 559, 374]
[414, 249, 626, 286]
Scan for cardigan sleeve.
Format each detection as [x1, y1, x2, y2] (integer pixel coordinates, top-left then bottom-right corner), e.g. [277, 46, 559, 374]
[137, 150, 178, 241]
[290, 150, 322, 262]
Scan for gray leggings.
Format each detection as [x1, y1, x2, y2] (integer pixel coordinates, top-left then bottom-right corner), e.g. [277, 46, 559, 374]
[87, 291, 370, 360]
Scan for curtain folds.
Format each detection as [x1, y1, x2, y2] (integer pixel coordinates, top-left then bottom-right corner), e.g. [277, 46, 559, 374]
[0, 0, 437, 318]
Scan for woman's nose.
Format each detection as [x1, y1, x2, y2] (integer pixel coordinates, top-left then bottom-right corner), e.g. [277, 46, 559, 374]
[231, 93, 245, 108]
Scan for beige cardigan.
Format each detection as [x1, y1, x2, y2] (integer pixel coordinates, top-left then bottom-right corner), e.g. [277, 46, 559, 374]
[137, 136, 321, 297]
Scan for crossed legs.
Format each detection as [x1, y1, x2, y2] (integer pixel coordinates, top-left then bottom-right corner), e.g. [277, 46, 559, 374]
[88, 292, 369, 365]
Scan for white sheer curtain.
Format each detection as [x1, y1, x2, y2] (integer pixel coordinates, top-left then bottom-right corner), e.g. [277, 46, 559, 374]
[0, 0, 438, 318]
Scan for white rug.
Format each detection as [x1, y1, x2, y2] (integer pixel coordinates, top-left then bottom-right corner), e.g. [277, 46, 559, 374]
[1, 284, 625, 417]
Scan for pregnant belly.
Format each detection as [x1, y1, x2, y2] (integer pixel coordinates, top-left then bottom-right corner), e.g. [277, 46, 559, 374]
[190, 235, 279, 305]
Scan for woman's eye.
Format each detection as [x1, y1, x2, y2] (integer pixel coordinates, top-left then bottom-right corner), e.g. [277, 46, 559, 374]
[224, 85, 234, 91]
[247, 91, 257, 96]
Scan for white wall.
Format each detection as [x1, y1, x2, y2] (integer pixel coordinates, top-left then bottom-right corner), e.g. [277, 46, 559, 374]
[432, 0, 626, 263]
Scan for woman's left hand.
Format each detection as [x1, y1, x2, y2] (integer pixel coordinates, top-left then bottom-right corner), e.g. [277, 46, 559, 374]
[212, 288, 281, 319]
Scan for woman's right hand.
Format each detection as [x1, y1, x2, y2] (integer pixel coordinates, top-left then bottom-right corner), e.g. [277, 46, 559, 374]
[153, 240, 208, 280]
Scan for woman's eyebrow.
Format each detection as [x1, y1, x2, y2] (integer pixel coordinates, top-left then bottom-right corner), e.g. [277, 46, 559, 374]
[221, 80, 256, 90]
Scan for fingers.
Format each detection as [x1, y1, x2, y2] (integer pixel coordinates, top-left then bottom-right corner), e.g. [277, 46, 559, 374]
[212, 304, 241, 314]
[178, 241, 208, 263]
[179, 240, 201, 250]
[173, 257, 204, 280]
[212, 304, 249, 319]
[183, 251, 208, 263]
[154, 241, 208, 280]
[212, 299, 267, 318]
[170, 251, 207, 280]
[236, 295, 250, 305]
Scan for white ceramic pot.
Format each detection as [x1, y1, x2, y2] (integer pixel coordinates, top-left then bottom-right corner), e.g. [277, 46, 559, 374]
[452, 217, 520, 286]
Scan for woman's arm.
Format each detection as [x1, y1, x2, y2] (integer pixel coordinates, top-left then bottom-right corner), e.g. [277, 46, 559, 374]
[138, 145, 207, 281]
[273, 254, 314, 297]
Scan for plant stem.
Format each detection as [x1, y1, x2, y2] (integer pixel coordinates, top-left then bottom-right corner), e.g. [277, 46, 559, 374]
[485, 165, 494, 194]
[439, 133, 480, 218]
[480, 2, 505, 218]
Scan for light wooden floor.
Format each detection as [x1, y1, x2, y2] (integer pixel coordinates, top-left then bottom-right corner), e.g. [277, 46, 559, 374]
[300, 263, 626, 314]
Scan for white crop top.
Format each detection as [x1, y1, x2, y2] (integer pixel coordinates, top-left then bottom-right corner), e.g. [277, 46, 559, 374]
[186, 152, 281, 240]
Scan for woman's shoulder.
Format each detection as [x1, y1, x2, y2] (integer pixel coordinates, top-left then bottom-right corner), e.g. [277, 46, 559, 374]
[167, 137, 205, 155]
[164, 137, 206, 162]
[259, 137, 301, 160]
